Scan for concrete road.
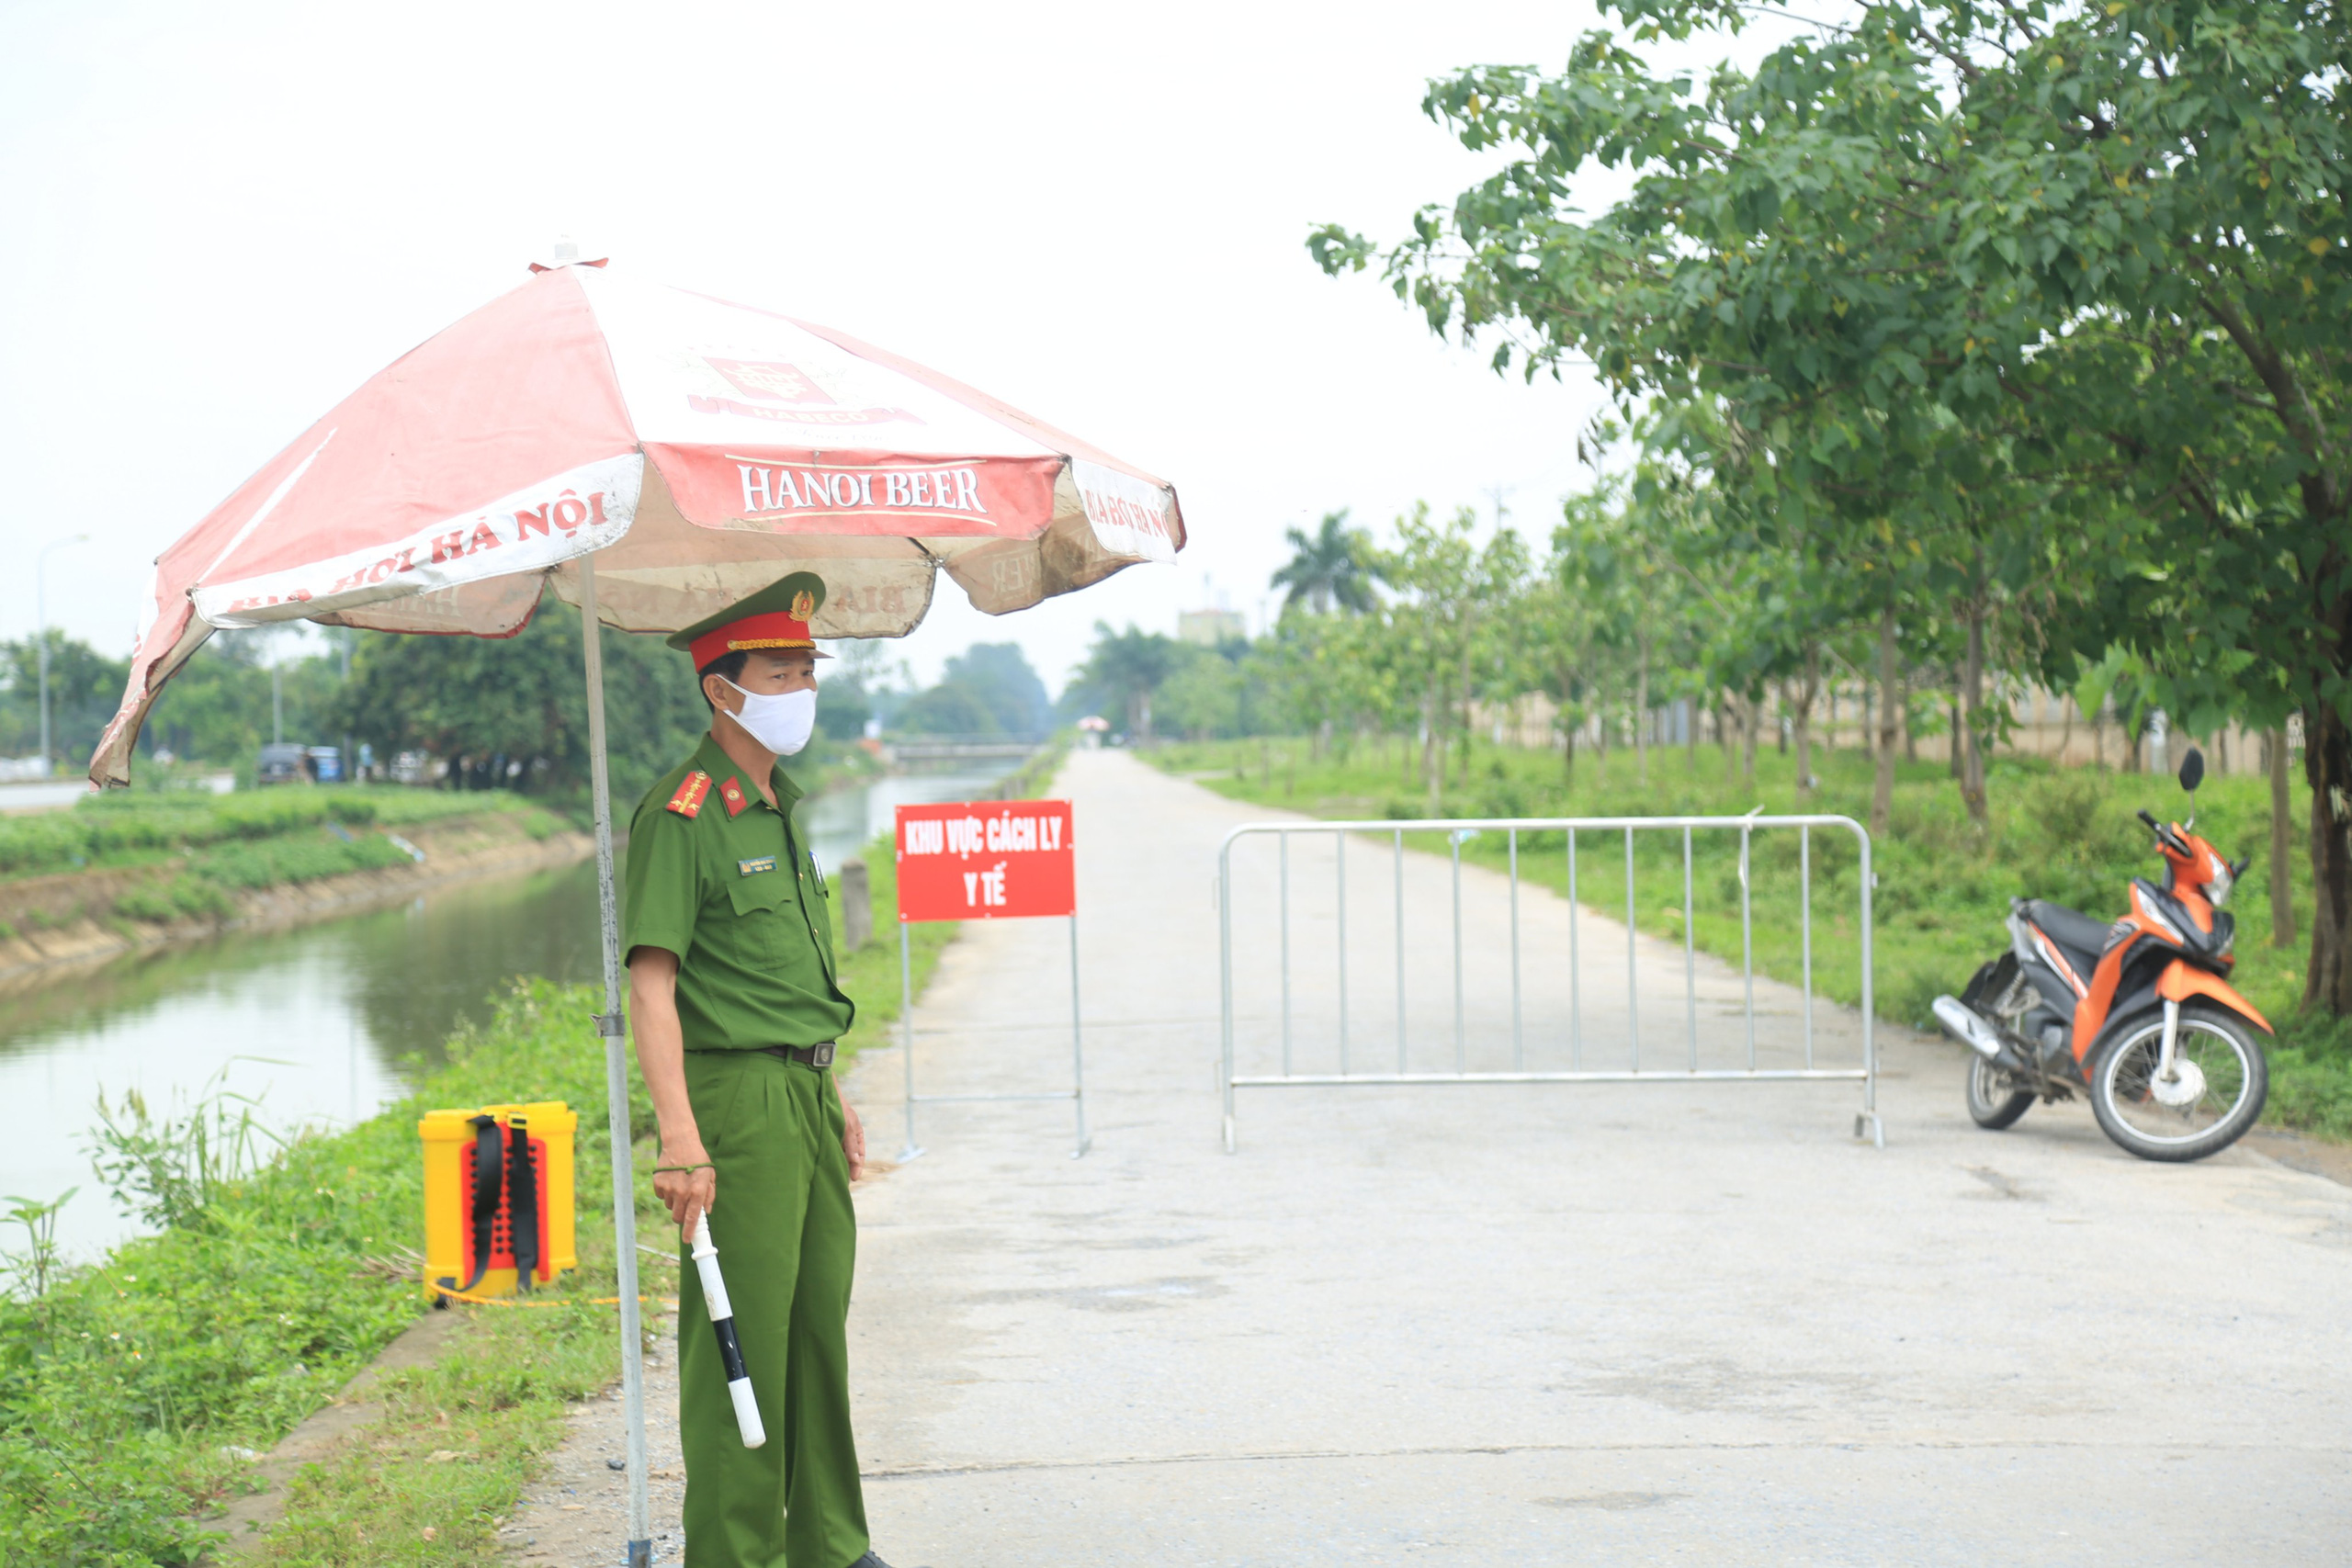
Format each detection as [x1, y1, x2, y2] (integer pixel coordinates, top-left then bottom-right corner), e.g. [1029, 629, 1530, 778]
[842, 750, 2350, 1566]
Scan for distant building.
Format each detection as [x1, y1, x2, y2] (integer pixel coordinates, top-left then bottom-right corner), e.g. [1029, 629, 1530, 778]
[1177, 608, 1245, 647]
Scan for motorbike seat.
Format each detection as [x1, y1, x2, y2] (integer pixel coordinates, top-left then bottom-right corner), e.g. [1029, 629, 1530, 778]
[2022, 898, 2113, 968]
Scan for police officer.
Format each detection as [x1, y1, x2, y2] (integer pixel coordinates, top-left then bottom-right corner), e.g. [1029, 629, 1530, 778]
[623, 571, 895, 1568]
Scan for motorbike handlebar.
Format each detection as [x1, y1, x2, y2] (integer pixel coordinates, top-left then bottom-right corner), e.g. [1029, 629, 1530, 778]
[2137, 807, 2189, 854]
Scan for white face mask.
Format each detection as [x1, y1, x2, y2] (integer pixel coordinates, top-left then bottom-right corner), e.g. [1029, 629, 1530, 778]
[718, 680, 816, 757]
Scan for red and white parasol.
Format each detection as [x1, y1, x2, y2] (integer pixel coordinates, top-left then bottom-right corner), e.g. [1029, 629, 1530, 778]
[91, 260, 1182, 784]
[88, 259, 1183, 1568]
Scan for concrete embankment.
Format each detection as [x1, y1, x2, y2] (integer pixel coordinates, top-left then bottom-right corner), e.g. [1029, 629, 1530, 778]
[0, 812, 594, 993]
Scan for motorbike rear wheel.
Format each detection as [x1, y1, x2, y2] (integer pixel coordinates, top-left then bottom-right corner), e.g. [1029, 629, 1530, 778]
[2090, 1002, 2268, 1163]
[1965, 1055, 2036, 1130]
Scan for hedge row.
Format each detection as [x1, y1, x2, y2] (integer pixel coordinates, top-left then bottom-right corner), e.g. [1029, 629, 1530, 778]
[0, 789, 538, 877]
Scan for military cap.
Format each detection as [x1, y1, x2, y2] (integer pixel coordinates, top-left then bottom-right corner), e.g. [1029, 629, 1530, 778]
[667, 571, 831, 669]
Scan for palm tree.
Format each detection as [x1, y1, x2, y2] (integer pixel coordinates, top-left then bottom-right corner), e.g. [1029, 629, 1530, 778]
[1271, 511, 1378, 615]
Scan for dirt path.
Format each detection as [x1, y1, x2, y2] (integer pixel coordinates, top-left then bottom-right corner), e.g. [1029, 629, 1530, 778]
[495, 1302, 689, 1563]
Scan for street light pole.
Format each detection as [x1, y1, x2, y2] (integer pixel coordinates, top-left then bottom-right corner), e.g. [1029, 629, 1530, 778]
[35, 535, 89, 776]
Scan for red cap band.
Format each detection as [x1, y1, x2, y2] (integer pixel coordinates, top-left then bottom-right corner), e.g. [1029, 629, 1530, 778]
[688, 610, 813, 671]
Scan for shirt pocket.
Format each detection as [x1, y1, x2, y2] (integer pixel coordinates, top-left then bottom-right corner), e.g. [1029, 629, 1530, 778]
[725, 871, 794, 969]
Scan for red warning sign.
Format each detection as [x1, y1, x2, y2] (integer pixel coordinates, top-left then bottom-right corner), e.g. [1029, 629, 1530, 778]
[894, 798, 1074, 922]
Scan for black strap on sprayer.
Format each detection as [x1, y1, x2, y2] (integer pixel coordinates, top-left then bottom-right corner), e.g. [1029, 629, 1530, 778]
[434, 1113, 541, 1299]
[505, 1116, 540, 1292]
[435, 1115, 505, 1298]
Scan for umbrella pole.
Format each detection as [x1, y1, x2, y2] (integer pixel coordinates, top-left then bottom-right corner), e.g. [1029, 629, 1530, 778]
[578, 551, 653, 1568]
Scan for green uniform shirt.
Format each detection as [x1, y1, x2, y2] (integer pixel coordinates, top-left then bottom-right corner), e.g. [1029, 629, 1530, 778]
[623, 734, 855, 1050]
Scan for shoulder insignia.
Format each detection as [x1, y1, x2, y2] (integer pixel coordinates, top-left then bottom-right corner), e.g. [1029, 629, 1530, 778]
[719, 777, 750, 817]
[665, 771, 713, 818]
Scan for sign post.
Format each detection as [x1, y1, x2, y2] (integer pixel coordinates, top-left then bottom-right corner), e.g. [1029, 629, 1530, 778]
[894, 798, 1088, 1160]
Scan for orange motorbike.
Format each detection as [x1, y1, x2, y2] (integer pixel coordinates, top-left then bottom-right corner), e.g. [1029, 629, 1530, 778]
[1932, 747, 2271, 1161]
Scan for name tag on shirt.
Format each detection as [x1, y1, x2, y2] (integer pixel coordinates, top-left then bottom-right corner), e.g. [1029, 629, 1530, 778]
[738, 856, 777, 876]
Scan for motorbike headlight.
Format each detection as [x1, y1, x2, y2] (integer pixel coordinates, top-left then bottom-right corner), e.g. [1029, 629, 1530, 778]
[2208, 857, 2234, 908]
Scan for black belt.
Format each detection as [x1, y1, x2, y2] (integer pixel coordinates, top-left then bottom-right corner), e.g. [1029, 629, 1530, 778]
[757, 1042, 836, 1068]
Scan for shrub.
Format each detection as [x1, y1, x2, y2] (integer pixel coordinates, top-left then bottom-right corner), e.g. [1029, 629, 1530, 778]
[195, 832, 421, 890]
[170, 880, 232, 920]
[111, 886, 179, 924]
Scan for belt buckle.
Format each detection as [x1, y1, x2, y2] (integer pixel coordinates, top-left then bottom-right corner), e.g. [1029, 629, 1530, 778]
[808, 1042, 836, 1068]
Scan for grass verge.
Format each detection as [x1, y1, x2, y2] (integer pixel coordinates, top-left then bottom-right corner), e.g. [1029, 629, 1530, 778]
[1148, 734, 2352, 1141]
[0, 787, 560, 881]
[0, 830, 953, 1565]
[0, 787, 574, 942]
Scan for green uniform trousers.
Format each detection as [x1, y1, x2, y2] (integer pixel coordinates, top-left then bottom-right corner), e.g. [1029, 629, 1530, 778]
[679, 1050, 868, 1568]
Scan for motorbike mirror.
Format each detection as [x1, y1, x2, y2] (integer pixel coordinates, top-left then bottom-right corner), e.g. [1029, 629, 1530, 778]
[2178, 746, 2205, 794]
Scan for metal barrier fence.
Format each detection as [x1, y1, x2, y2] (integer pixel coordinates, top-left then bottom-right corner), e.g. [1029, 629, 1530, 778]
[1216, 815, 1883, 1151]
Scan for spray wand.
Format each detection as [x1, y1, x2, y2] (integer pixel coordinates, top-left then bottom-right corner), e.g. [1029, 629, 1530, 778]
[687, 1210, 765, 1448]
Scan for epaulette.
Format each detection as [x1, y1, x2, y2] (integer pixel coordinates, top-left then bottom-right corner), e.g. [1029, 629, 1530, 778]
[665, 771, 713, 818]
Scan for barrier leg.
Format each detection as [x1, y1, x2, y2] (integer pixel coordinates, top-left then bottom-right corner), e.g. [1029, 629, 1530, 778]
[1854, 826, 1884, 1148]
[1070, 915, 1090, 1158]
[899, 921, 924, 1163]
[1221, 840, 1238, 1152]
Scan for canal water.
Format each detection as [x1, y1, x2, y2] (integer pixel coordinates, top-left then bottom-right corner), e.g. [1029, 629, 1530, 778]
[0, 766, 1017, 1259]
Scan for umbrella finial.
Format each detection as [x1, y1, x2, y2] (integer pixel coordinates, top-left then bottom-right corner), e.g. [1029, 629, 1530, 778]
[530, 236, 609, 274]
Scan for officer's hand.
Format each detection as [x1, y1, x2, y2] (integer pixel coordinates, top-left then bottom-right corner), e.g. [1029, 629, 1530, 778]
[842, 1098, 865, 1181]
[656, 1153, 718, 1242]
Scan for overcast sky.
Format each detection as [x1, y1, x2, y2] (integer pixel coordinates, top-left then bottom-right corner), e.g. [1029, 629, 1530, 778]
[0, 1, 1792, 701]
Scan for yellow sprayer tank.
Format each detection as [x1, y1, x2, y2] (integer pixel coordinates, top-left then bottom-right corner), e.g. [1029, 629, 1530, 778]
[419, 1101, 576, 1302]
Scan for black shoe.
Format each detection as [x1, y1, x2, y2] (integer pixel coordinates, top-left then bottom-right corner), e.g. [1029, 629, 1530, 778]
[847, 1554, 897, 1568]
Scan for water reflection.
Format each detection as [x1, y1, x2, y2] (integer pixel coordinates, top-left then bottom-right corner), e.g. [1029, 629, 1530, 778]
[800, 767, 1028, 877]
[0, 859, 605, 1259]
[0, 762, 1021, 1259]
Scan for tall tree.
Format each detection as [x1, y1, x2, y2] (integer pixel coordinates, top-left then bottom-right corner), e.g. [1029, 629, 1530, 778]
[1379, 504, 1527, 810]
[328, 602, 705, 800]
[1314, 0, 2352, 1008]
[898, 643, 1053, 739]
[1069, 624, 1184, 741]
[1271, 510, 1381, 616]
[1157, 643, 1251, 740]
[2, 631, 131, 765]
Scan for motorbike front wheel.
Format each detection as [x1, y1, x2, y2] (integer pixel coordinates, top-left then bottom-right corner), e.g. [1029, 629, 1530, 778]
[2090, 1003, 2268, 1163]
[1965, 1055, 2036, 1130]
